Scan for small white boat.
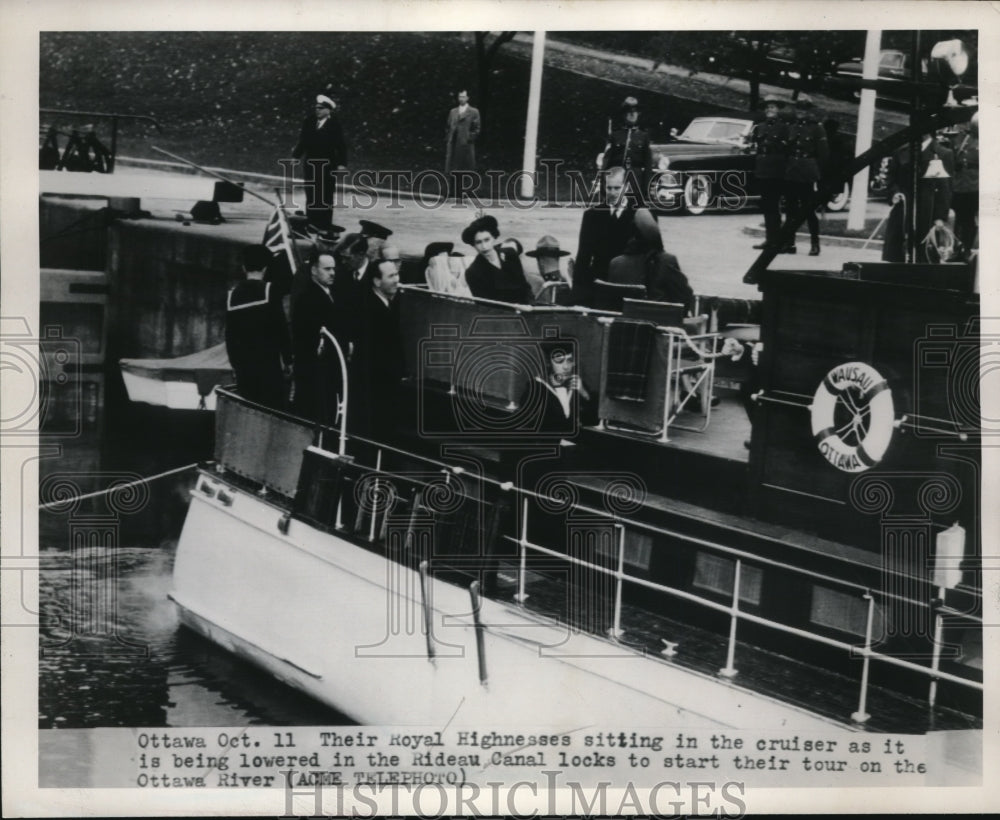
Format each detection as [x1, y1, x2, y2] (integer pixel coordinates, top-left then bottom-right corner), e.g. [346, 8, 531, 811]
[119, 342, 232, 411]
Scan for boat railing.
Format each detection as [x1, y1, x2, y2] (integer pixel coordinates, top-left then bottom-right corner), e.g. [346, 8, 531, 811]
[210, 389, 981, 725]
[331, 431, 983, 726]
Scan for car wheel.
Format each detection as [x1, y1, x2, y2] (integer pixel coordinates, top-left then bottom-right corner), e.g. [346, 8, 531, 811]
[682, 173, 713, 215]
[826, 181, 850, 212]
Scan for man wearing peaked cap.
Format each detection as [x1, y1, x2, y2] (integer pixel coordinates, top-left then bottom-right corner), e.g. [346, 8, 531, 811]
[293, 92, 348, 234]
[751, 94, 789, 251]
[783, 92, 828, 255]
[358, 220, 393, 241]
[601, 95, 653, 200]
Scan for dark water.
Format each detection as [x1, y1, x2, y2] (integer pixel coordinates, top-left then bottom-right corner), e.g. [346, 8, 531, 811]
[38, 393, 353, 729]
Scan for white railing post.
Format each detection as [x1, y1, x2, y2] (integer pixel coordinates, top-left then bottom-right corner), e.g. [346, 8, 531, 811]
[719, 558, 741, 678]
[659, 332, 676, 443]
[368, 448, 383, 542]
[851, 592, 875, 723]
[515, 497, 529, 603]
[608, 523, 626, 639]
[929, 585, 945, 707]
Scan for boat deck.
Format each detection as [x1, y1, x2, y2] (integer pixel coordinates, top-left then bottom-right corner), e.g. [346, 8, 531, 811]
[491, 561, 981, 734]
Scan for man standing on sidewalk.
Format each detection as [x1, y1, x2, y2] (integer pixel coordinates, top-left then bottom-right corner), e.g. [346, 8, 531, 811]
[782, 95, 828, 256]
[750, 95, 788, 252]
[445, 90, 481, 201]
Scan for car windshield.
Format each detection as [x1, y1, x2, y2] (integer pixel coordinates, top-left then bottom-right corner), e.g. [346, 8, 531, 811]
[680, 119, 747, 142]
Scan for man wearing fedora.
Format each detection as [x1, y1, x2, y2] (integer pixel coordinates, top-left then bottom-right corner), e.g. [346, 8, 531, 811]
[782, 94, 828, 256]
[524, 235, 572, 303]
[751, 95, 789, 252]
[293, 93, 348, 235]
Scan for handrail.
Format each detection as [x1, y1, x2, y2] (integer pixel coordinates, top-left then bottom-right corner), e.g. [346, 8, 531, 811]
[300, 413, 982, 613]
[504, 532, 983, 698]
[40, 109, 162, 129]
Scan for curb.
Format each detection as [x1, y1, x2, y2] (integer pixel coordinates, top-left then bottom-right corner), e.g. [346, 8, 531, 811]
[742, 224, 882, 250]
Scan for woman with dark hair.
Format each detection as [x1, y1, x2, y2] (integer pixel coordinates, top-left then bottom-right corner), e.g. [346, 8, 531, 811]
[462, 215, 532, 304]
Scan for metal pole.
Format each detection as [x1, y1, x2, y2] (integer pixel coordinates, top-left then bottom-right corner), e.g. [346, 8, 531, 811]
[608, 524, 626, 639]
[152, 145, 277, 207]
[319, 328, 350, 456]
[419, 560, 436, 662]
[469, 581, 488, 687]
[368, 448, 383, 542]
[847, 30, 882, 230]
[520, 32, 546, 199]
[515, 497, 529, 603]
[851, 593, 875, 723]
[929, 585, 945, 706]
[719, 559, 741, 677]
[109, 117, 119, 174]
[907, 31, 922, 263]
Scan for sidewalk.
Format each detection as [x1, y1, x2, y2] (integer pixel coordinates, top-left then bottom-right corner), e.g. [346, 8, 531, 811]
[741, 200, 891, 251]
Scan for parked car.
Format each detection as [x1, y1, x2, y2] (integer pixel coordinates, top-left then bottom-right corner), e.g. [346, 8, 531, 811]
[647, 116, 758, 214]
[826, 49, 919, 103]
[644, 115, 889, 215]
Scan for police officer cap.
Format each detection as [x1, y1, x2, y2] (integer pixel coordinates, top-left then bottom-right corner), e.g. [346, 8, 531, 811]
[241, 244, 272, 272]
[621, 96, 640, 111]
[760, 94, 787, 108]
[794, 94, 816, 109]
[316, 94, 336, 110]
[359, 220, 393, 240]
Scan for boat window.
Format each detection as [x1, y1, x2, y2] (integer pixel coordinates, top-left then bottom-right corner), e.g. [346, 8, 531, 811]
[594, 529, 653, 571]
[809, 586, 885, 638]
[692, 552, 763, 605]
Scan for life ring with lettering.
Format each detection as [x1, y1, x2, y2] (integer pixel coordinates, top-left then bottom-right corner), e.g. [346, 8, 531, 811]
[810, 362, 894, 473]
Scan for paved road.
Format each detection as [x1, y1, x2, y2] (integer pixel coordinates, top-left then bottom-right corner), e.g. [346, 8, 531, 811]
[102, 167, 885, 301]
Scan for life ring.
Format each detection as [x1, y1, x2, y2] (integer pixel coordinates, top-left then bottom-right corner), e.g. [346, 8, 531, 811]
[810, 362, 894, 473]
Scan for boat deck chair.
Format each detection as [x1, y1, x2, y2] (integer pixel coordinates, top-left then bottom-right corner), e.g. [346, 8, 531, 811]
[598, 300, 720, 442]
[534, 279, 573, 305]
[593, 279, 646, 312]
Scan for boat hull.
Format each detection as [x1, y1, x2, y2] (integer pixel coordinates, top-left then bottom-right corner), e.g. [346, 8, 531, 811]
[172, 471, 840, 729]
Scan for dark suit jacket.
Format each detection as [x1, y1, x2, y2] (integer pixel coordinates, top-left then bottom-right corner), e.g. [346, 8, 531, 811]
[465, 249, 532, 304]
[350, 289, 405, 439]
[573, 206, 637, 307]
[294, 114, 347, 167]
[292, 279, 343, 420]
[518, 376, 597, 438]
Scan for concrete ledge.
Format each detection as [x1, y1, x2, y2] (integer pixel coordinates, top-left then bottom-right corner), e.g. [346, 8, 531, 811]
[742, 223, 882, 250]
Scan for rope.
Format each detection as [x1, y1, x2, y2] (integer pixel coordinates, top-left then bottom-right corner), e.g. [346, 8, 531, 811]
[39, 462, 199, 512]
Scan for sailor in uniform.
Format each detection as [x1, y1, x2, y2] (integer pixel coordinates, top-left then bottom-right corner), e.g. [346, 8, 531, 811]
[225, 244, 292, 409]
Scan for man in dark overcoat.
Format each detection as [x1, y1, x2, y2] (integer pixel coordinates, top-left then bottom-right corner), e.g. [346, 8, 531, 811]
[225, 244, 292, 409]
[293, 94, 347, 233]
[445, 90, 481, 199]
[292, 251, 344, 423]
[572, 166, 639, 307]
[349, 246, 405, 443]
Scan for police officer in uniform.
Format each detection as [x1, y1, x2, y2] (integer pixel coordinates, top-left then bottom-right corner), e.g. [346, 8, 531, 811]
[751, 95, 788, 251]
[602, 96, 654, 205]
[225, 244, 292, 409]
[782, 95, 828, 255]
